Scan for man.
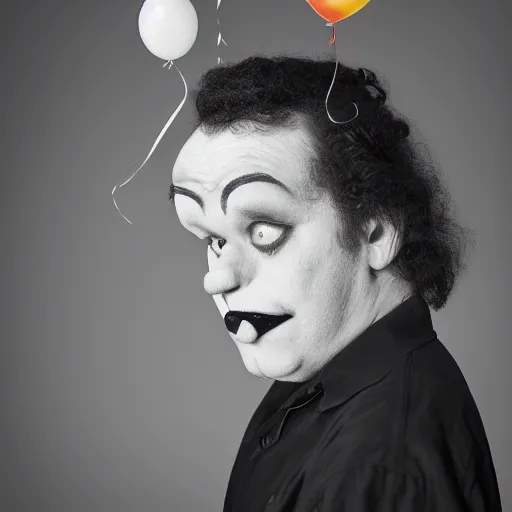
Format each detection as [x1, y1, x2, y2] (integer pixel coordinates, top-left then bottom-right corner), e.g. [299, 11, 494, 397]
[170, 56, 502, 511]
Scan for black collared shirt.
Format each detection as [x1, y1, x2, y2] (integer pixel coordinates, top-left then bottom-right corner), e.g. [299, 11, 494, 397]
[222, 295, 502, 511]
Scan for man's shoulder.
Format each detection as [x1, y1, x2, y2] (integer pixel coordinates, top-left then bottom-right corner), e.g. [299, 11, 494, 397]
[312, 337, 483, 480]
[409, 336, 475, 395]
[338, 336, 475, 421]
[369, 335, 478, 421]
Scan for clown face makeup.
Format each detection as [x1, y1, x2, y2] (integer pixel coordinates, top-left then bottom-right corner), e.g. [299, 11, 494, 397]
[171, 125, 376, 382]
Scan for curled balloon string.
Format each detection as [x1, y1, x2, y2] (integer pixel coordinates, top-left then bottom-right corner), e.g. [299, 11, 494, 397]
[328, 24, 336, 45]
[216, 0, 228, 65]
[324, 22, 359, 125]
[111, 60, 188, 225]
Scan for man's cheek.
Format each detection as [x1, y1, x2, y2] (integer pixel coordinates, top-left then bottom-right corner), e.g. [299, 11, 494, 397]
[294, 251, 325, 293]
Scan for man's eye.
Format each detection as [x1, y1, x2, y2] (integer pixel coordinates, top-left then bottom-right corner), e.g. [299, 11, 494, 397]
[205, 223, 289, 257]
[249, 223, 288, 253]
[207, 236, 226, 256]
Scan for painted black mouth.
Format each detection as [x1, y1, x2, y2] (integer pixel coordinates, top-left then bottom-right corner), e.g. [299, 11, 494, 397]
[224, 311, 293, 338]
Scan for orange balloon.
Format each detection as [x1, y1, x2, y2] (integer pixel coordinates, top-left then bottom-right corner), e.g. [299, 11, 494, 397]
[306, 0, 371, 23]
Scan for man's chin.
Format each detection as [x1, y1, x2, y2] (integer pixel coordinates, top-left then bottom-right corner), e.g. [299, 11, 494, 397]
[239, 349, 301, 381]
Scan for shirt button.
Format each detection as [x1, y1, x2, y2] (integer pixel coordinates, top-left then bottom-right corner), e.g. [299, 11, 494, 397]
[260, 435, 273, 448]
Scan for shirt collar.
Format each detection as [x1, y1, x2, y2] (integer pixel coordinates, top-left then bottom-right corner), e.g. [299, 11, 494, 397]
[316, 294, 437, 413]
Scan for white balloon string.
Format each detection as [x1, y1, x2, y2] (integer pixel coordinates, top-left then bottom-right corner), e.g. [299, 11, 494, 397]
[112, 60, 188, 225]
[324, 23, 358, 125]
[216, 0, 228, 65]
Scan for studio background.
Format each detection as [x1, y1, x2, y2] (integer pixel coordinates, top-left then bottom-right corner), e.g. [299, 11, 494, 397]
[1, 0, 510, 510]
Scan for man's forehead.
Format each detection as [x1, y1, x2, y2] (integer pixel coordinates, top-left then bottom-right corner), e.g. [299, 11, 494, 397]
[172, 126, 313, 190]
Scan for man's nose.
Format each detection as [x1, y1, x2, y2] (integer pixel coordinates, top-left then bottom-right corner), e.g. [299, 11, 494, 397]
[203, 245, 242, 296]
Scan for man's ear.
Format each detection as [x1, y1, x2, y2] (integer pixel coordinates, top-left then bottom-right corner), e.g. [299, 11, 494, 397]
[366, 218, 402, 271]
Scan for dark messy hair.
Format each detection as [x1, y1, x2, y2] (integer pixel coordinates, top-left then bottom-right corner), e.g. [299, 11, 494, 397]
[189, 55, 472, 310]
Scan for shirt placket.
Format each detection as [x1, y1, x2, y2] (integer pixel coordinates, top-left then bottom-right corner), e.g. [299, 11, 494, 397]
[259, 383, 324, 511]
[259, 383, 324, 452]
[230, 382, 324, 511]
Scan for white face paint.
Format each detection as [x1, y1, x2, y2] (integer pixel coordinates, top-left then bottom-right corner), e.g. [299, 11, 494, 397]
[172, 124, 373, 382]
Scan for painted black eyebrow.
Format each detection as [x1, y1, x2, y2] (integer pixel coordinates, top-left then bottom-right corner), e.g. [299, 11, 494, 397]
[169, 185, 204, 211]
[169, 173, 292, 214]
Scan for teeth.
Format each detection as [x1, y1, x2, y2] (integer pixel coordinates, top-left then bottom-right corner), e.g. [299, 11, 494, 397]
[235, 320, 258, 344]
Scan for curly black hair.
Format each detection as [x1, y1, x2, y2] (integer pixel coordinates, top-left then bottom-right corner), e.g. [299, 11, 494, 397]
[189, 55, 472, 310]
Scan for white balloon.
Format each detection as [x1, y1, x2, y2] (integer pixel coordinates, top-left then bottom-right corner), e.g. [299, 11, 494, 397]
[139, 0, 198, 61]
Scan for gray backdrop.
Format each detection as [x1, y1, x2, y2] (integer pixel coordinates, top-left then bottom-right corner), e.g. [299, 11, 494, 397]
[1, 0, 510, 510]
